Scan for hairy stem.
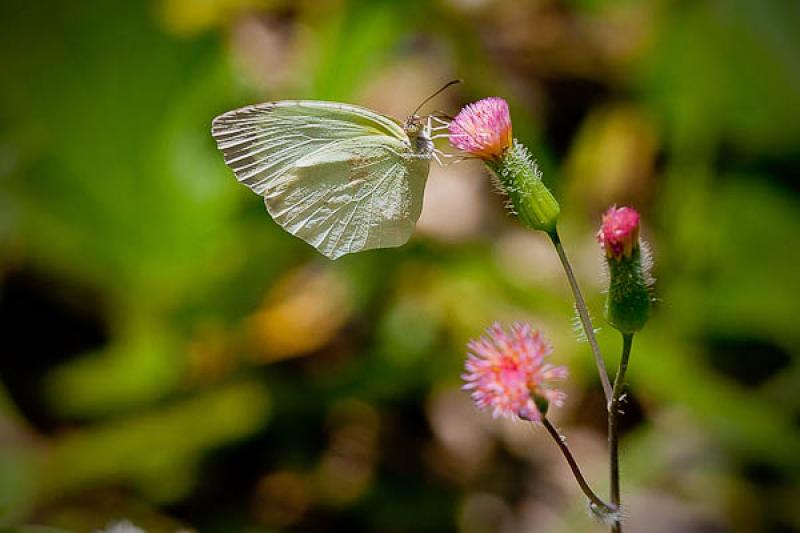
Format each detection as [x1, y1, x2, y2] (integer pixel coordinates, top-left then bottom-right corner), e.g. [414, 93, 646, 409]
[541, 417, 616, 515]
[548, 229, 613, 403]
[609, 333, 633, 533]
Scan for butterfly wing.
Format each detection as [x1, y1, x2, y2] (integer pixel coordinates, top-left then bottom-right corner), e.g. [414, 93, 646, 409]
[212, 100, 407, 195]
[268, 136, 429, 259]
[211, 101, 430, 259]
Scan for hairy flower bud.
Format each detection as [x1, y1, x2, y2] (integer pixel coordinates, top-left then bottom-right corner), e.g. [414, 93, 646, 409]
[449, 98, 560, 232]
[598, 206, 653, 334]
[597, 206, 640, 259]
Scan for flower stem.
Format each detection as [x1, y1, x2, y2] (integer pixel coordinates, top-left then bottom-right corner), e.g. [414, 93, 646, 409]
[548, 229, 613, 403]
[541, 417, 616, 515]
[609, 333, 633, 533]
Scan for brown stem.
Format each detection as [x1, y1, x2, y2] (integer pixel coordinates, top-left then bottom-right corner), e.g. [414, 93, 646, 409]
[548, 229, 613, 403]
[609, 333, 633, 533]
[541, 417, 616, 516]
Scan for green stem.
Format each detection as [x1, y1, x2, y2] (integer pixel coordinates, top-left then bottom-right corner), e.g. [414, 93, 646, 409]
[609, 333, 633, 533]
[548, 229, 613, 403]
[541, 417, 616, 515]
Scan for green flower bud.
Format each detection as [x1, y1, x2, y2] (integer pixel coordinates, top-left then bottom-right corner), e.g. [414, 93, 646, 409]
[597, 206, 653, 334]
[447, 98, 559, 233]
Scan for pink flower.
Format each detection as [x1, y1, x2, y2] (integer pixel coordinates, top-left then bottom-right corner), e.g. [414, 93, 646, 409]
[463, 322, 568, 422]
[448, 97, 513, 160]
[597, 206, 641, 259]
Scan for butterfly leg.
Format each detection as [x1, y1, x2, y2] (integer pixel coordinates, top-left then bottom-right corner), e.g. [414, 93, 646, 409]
[432, 148, 469, 167]
[427, 116, 455, 134]
[427, 116, 467, 166]
[430, 118, 451, 136]
[432, 111, 454, 119]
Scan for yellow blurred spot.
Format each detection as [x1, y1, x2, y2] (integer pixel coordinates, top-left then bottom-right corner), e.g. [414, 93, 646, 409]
[247, 266, 353, 362]
[158, 0, 277, 36]
[185, 321, 237, 385]
[564, 105, 658, 209]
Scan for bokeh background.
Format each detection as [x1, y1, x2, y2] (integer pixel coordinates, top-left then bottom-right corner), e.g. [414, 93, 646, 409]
[1, 0, 799, 531]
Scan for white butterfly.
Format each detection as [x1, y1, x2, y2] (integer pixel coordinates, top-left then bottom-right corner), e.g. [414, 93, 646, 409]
[212, 93, 453, 259]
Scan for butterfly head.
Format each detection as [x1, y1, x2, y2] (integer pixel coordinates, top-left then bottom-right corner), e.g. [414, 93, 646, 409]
[404, 114, 424, 135]
[401, 80, 461, 161]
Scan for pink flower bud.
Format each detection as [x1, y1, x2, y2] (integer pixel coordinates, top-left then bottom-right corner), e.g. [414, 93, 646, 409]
[448, 97, 513, 160]
[462, 322, 568, 422]
[598, 205, 653, 333]
[597, 206, 640, 259]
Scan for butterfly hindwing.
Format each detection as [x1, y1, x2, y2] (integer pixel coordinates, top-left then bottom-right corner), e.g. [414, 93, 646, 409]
[267, 136, 429, 259]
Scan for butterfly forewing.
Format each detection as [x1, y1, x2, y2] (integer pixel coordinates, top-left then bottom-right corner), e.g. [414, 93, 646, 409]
[212, 101, 406, 195]
[211, 100, 430, 259]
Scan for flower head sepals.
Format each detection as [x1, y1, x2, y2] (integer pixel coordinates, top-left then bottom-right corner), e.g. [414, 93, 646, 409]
[463, 322, 568, 422]
[597, 206, 640, 260]
[448, 97, 513, 161]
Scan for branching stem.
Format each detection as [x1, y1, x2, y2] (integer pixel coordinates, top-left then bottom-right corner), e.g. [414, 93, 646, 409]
[609, 333, 633, 533]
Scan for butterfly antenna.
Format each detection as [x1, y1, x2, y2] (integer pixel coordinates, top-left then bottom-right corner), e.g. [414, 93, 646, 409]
[412, 79, 462, 116]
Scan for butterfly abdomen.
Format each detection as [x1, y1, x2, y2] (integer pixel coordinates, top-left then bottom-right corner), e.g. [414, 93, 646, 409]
[413, 133, 434, 159]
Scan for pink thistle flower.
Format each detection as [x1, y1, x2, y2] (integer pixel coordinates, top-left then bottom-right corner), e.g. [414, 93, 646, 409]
[448, 97, 513, 160]
[597, 206, 640, 259]
[462, 322, 568, 422]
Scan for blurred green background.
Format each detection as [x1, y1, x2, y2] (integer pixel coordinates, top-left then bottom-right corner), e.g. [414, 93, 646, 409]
[1, 0, 799, 531]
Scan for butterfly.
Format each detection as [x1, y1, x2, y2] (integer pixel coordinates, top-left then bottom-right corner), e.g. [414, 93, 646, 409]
[211, 82, 457, 260]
